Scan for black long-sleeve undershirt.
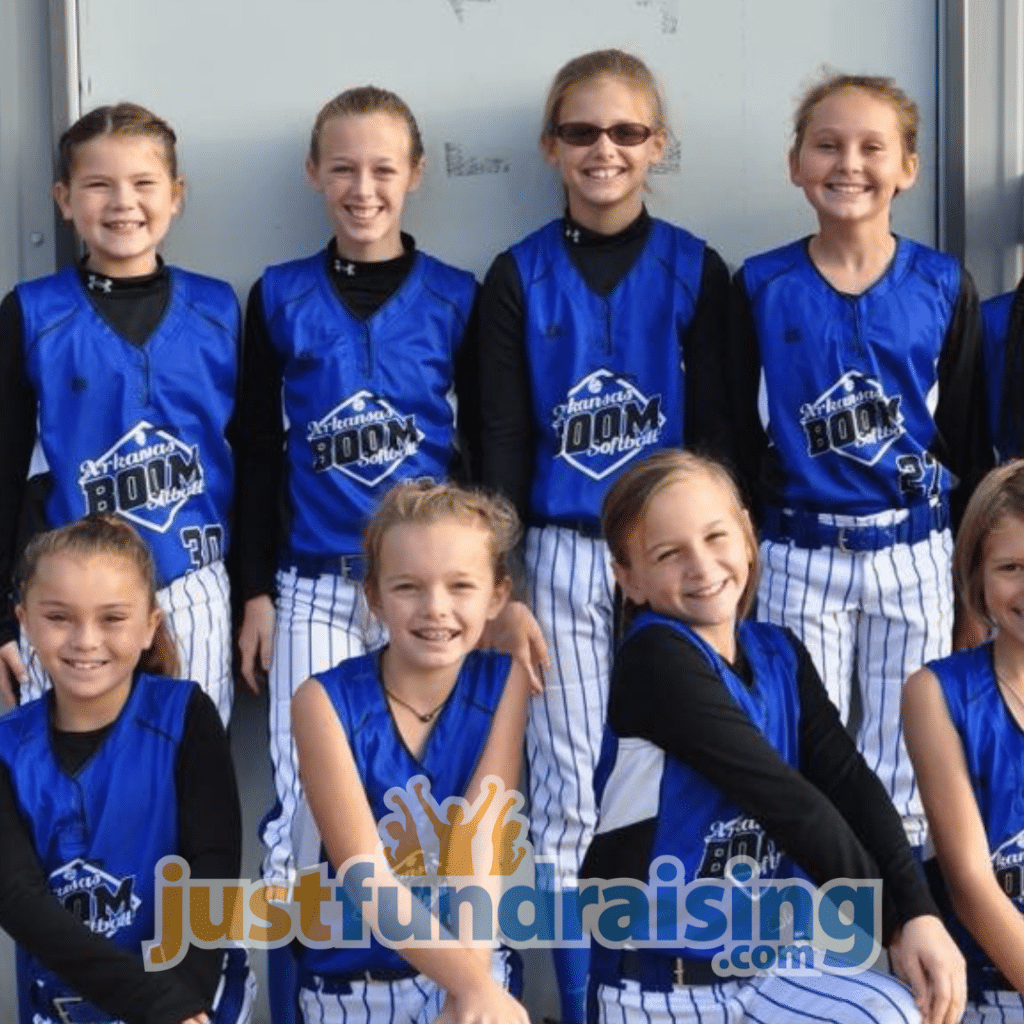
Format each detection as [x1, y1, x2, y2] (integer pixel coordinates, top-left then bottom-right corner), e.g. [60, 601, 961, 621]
[0, 686, 241, 1024]
[478, 209, 731, 523]
[586, 623, 938, 945]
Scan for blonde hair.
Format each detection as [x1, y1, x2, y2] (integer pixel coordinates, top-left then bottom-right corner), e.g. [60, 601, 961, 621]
[540, 49, 667, 142]
[309, 85, 425, 166]
[363, 480, 520, 601]
[791, 71, 919, 167]
[602, 449, 760, 619]
[954, 460, 1024, 623]
[18, 514, 179, 677]
[57, 102, 179, 184]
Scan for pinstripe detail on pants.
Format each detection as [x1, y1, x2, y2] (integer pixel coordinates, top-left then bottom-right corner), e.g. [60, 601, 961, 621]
[260, 567, 385, 884]
[756, 529, 953, 847]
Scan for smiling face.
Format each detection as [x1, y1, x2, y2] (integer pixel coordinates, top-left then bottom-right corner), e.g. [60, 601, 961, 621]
[789, 86, 918, 232]
[544, 74, 666, 234]
[53, 133, 183, 278]
[368, 519, 510, 686]
[981, 515, 1024, 646]
[614, 472, 754, 658]
[306, 112, 424, 263]
[17, 552, 160, 730]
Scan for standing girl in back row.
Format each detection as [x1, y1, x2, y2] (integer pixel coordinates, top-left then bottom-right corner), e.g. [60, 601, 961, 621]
[0, 103, 239, 724]
[722, 73, 991, 852]
[479, 49, 730, 1023]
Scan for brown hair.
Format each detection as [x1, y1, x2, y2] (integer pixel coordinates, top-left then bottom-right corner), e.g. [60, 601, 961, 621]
[954, 460, 1024, 622]
[18, 514, 179, 677]
[791, 72, 920, 166]
[57, 103, 179, 184]
[363, 479, 520, 602]
[540, 49, 667, 142]
[602, 449, 760, 620]
[309, 86, 425, 166]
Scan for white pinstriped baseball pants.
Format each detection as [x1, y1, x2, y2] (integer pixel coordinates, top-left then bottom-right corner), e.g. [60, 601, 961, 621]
[593, 969, 922, 1024]
[757, 527, 953, 847]
[524, 525, 615, 884]
[260, 566, 385, 885]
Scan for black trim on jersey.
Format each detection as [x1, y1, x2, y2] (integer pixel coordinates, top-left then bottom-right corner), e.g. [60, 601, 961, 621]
[479, 209, 731, 522]
[0, 687, 240, 1024]
[722, 263, 992, 528]
[236, 236, 479, 601]
[583, 623, 937, 944]
[1000, 275, 1024, 460]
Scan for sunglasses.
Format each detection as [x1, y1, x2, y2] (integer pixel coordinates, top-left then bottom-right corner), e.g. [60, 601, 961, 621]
[552, 122, 654, 147]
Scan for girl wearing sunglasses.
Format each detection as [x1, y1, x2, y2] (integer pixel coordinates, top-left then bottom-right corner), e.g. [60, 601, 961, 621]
[478, 47, 730, 1024]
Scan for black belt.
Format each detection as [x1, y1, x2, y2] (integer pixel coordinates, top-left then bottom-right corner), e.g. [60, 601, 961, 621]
[592, 948, 724, 990]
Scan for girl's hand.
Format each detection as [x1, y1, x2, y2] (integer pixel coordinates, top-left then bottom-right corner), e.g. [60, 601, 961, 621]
[888, 914, 966, 1024]
[433, 977, 530, 1024]
[479, 600, 549, 694]
[0, 640, 27, 707]
[238, 595, 275, 692]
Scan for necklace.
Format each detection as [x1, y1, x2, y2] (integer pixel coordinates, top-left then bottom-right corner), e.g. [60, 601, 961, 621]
[385, 687, 447, 723]
[995, 664, 1024, 723]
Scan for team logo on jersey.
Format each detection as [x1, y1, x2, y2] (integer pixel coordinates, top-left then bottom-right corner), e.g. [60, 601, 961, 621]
[799, 371, 905, 466]
[49, 858, 141, 937]
[698, 815, 781, 880]
[79, 421, 205, 534]
[552, 369, 665, 481]
[307, 391, 423, 487]
[992, 827, 1024, 903]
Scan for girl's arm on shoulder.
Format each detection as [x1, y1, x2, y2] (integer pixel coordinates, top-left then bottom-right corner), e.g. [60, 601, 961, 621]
[904, 666, 1024, 992]
[0, 290, 36, 703]
[292, 677, 529, 1024]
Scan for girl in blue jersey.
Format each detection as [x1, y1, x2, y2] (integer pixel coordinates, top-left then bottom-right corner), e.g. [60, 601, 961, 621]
[478, 50, 730, 1023]
[587, 449, 966, 1024]
[0, 103, 239, 725]
[723, 73, 991, 852]
[905, 459, 1024, 1020]
[0, 514, 253, 1024]
[238, 86, 544, 1024]
[291, 480, 531, 1024]
[980, 276, 1024, 463]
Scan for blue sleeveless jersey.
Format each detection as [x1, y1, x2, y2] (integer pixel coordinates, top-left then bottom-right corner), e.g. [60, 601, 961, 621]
[260, 249, 476, 561]
[16, 266, 238, 586]
[299, 649, 512, 978]
[511, 219, 705, 529]
[981, 291, 1015, 461]
[742, 237, 963, 514]
[592, 614, 802, 959]
[927, 643, 1024, 994]
[0, 674, 193, 1017]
